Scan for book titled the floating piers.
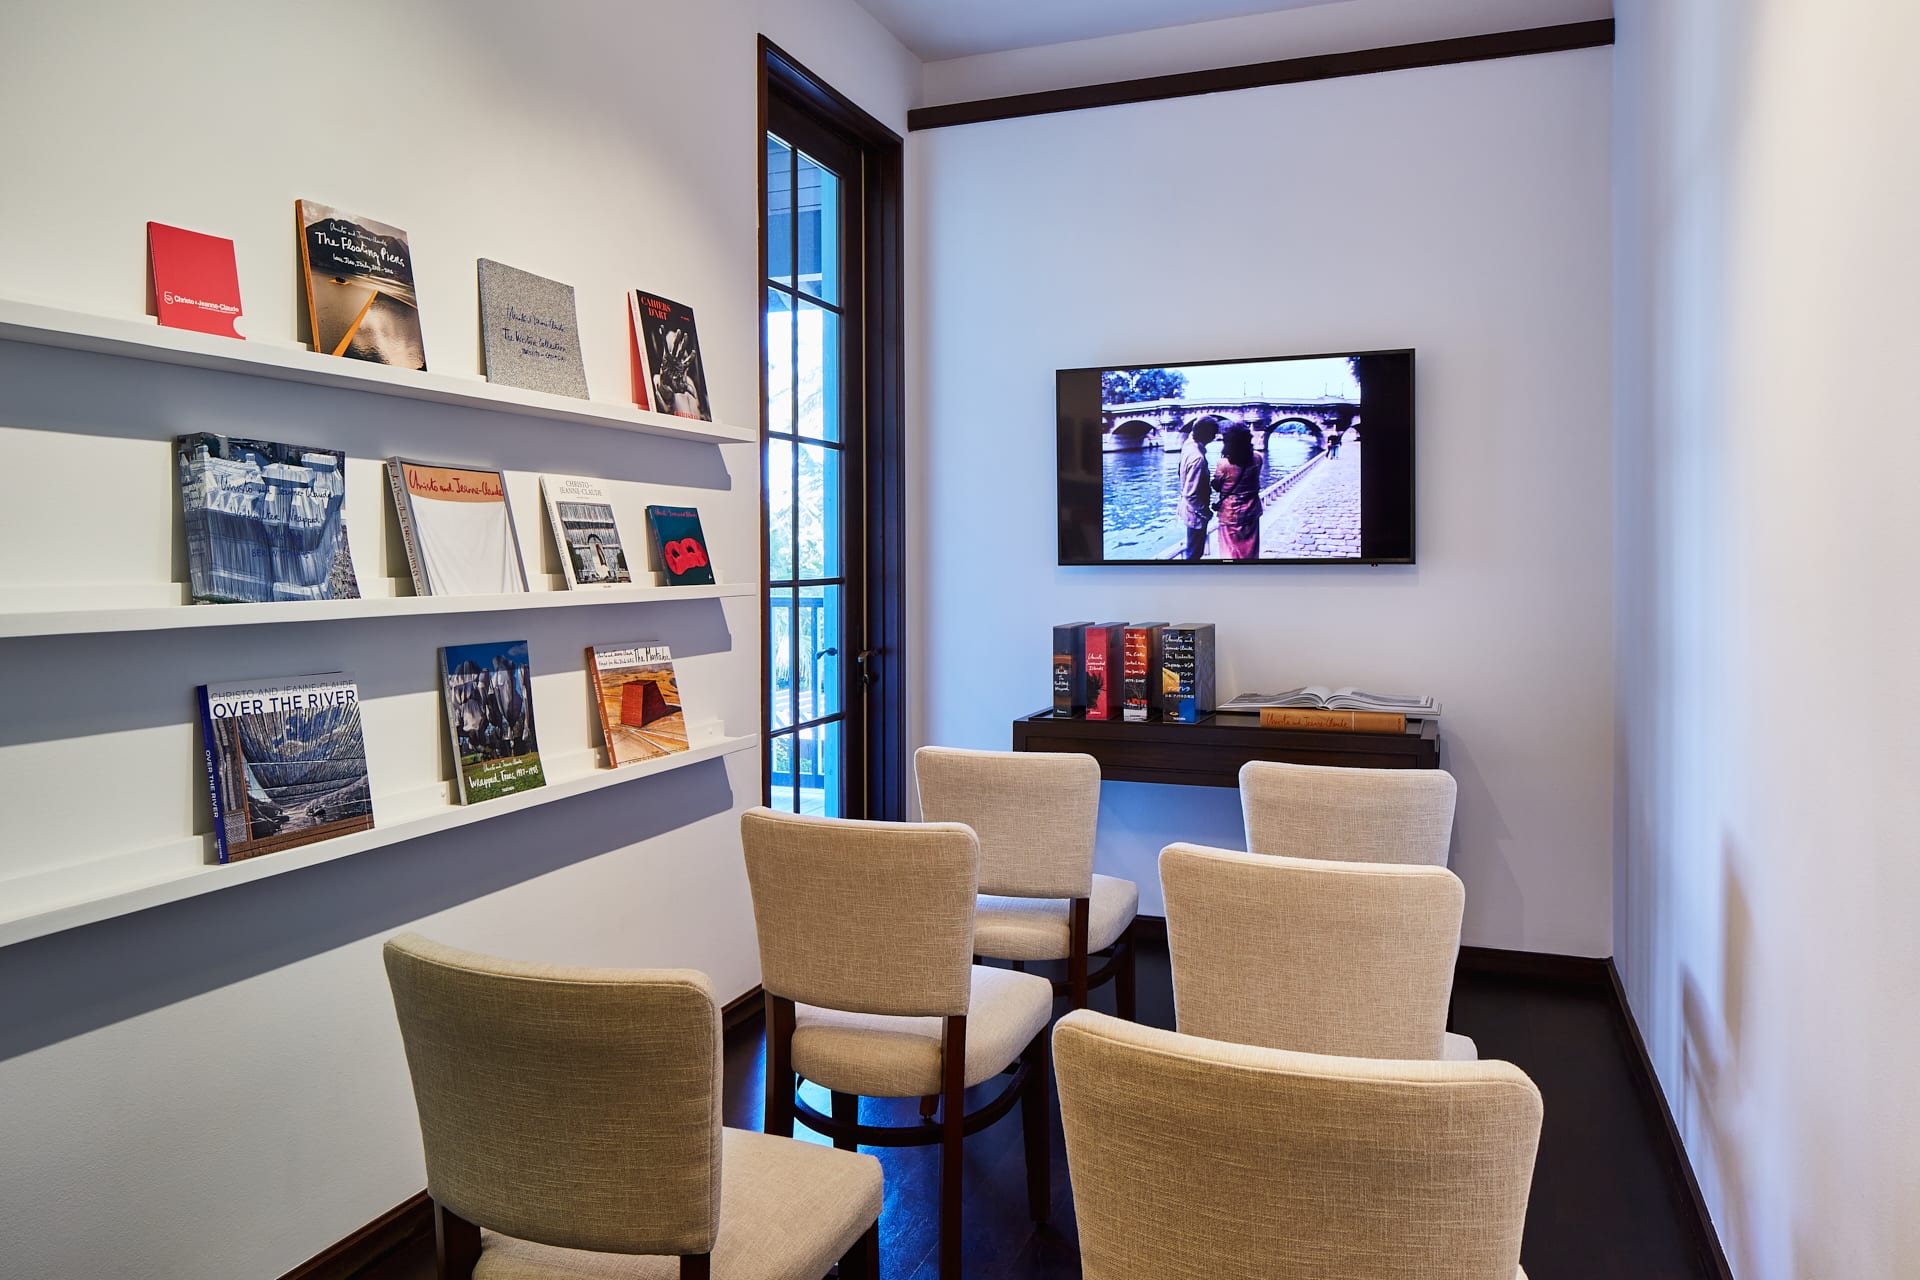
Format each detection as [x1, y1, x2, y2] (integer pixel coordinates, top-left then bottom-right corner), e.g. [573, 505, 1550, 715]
[296, 199, 426, 369]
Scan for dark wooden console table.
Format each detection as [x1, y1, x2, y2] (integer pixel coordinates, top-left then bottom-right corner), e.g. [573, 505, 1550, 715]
[1012, 709, 1439, 787]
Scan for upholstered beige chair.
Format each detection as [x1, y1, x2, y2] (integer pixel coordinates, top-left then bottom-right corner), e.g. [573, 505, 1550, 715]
[914, 746, 1138, 1015]
[383, 933, 882, 1280]
[740, 807, 1054, 1280]
[1161, 842, 1478, 1060]
[1053, 1010, 1541, 1280]
[1239, 759, 1458, 865]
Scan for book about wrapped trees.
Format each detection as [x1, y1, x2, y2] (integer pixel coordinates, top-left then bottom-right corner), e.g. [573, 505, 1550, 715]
[477, 259, 589, 398]
[629, 290, 712, 420]
[196, 672, 374, 863]
[387, 459, 528, 596]
[296, 199, 426, 369]
[441, 640, 546, 804]
[588, 643, 689, 767]
[176, 433, 361, 604]
[1221, 687, 1441, 718]
[541, 476, 632, 588]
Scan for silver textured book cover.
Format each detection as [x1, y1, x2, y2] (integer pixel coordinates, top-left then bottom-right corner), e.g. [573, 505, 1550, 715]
[477, 259, 590, 399]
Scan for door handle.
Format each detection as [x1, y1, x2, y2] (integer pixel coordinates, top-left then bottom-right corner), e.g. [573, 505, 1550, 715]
[852, 649, 877, 686]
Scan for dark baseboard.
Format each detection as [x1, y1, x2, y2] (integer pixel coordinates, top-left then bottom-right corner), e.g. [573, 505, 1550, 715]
[907, 19, 1614, 131]
[1456, 944, 1612, 987]
[278, 1190, 430, 1280]
[723, 983, 766, 1034]
[1602, 961, 1736, 1280]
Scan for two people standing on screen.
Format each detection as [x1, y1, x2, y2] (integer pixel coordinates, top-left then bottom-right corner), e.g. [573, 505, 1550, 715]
[1211, 424, 1262, 561]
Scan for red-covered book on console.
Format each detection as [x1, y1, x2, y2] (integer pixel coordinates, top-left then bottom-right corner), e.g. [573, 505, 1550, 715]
[147, 222, 243, 338]
[1084, 623, 1127, 720]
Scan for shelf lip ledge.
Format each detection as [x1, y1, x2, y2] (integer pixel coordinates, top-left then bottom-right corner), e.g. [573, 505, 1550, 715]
[0, 295, 757, 445]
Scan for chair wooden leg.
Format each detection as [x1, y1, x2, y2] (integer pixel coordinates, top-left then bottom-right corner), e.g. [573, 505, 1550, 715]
[679, 1254, 711, 1280]
[1020, 1029, 1051, 1223]
[939, 1014, 968, 1280]
[434, 1201, 481, 1280]
[765, 994, 796, 1139]
[1068, 897, 1091, 1011]
[1115, 921, 1138, 1022]
[831, 1090, 860, 1151]
[837, 1221, 880, 1279]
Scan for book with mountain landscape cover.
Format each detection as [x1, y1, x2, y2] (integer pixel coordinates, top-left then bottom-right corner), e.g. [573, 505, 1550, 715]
[541, 476, 632, 589]
[629, 290, 712, 420]
[1259, 708, 1407, 734]
[588, 643, 689, 767]
[1052, 622, 1091, 714]
[1123, 623, 1165, 722]
[196, 672, 373, 863]
[387, 459, 528, 596]
[1160, 623, 1216, 723]
[148, 222, 243, 338]
[296, 200, 426, 369]
[176, 433, 361, 604]
[477, 259, 589, 398]
[645, 505, 716, 586]
[1083, 623, 1127, 720]
[441, 640, 546, 804]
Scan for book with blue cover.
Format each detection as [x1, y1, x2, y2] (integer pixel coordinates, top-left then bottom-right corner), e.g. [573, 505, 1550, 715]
[176, 433, 361, 605]
[440, 639, 546, 804]
[196, 672, 374, 862]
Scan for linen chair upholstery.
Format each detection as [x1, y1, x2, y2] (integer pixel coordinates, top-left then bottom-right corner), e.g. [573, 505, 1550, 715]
[1053, 1010, 1541, 1280]
[383, 933, 882, 1280]
[1239, 759, 1458, 865]
[915, 745, 1138, 1015]
[1161, 842, 1467, 1060]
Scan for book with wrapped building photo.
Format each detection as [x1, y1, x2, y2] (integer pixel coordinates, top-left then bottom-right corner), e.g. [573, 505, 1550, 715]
[541, 475, 632, 588]
[176, 433, 361, 605]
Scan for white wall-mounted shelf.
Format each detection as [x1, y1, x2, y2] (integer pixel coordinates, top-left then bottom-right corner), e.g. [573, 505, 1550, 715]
[0, 581, 756, 640]
[0, 733, 759, 949]
[0, 297, 758, 446]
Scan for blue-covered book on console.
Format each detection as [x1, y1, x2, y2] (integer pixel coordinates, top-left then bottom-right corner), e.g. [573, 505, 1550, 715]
[1160, 624, 1216, 723]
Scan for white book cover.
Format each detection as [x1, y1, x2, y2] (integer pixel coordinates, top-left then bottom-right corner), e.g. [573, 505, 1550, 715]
[386, 458, 528, 596]
[541, 475, 633, 589]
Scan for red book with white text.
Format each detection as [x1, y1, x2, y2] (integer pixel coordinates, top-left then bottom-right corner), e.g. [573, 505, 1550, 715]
[148, 222, 243, 338]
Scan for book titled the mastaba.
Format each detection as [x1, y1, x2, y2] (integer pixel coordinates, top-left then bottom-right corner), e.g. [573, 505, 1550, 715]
[477, 259, 589, 399]
[588, 642, 689, 767]
[176, 433, 361, 604]
[297, 199, 426, 369]
[196, 672, 375, 863]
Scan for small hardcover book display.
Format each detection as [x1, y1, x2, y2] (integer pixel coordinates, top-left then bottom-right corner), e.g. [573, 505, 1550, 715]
[197, 672, 374, 862]
[629, 290, 712, 420]
[176, 433, 360, 604]
[296, 199, 426, 369]
[440, 639, 546, 803]
[1083, 622, 1127, 720]
[148, 222, 243, 338]
[387, 459, 528, 596]
[1052, 622, 1091, 714]
[541, 476, 631, 588]
[1122, 623, 1166, 722]
[1160, 623, 1217, 723]
[477, 259, 589, 398]
[645, 505, 715, 586]
[588, 643, 690, 766]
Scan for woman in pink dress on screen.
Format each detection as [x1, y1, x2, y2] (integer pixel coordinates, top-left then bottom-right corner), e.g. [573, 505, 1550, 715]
[1211, 423, 1263, 560]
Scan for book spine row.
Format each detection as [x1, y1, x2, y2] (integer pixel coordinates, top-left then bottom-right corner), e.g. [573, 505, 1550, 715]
[1259, 708, 1406, 734]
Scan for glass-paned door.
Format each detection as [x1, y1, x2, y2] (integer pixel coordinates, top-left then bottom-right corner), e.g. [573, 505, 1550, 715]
[765, 125, 859, 817]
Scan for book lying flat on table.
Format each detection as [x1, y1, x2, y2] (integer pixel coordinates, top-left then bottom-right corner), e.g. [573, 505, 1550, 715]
[1259, 707, 1407, 734]
[1221, 687, 1441, 718]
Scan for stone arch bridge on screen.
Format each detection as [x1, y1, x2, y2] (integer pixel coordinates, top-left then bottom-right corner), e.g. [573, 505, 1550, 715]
[1101, 395, 1360, 453]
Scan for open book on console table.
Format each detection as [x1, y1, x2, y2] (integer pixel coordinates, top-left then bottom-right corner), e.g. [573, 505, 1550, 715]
[1219, 687, 1442, 718]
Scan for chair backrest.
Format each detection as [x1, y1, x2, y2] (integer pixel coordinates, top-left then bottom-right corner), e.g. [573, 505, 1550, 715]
[740, 806, 979, 1017]
[1161, 842, 1463, 1058]
[1239, 759, 1457, 865]
[1053, 1010, 1541, 1280]
[382, 933, 722, 1256]
[914, 745, 1101, 898]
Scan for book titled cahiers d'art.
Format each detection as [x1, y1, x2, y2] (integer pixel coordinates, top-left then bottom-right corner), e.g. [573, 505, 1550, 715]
[629, 290, 712, 420]
[588, 643, 689, 767]
[197, 672, 374, 863]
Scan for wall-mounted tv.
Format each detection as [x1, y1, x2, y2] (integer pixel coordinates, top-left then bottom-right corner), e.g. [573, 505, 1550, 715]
[1056, 349, 1414, 565]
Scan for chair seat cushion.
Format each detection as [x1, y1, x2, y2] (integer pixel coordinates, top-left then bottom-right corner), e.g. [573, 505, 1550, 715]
[974, 874, 1139, 962]
[1442, 1032, 1478, 1061]
[791, 964, 1054, 1097]
[474, 1128, 881, 1280]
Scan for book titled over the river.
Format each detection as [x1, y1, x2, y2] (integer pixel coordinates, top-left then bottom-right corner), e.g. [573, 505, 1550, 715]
[197, 672, 374, 862]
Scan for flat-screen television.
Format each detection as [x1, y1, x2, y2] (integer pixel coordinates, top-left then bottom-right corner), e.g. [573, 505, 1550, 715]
[1056, 349, 1415, 565]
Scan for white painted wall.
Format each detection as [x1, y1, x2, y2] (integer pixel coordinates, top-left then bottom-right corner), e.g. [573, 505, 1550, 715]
[919, 0, 1612, 106]
[0, 2, 916, 1275]
[909, 48, 1615, 955]
[1612, 2, 1920, 1276]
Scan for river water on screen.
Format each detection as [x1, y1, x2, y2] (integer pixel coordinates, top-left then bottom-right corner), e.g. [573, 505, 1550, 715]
[1101, 434, 1312, 558]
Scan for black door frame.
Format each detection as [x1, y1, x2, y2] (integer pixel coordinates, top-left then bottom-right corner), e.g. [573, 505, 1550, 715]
[758, 37, 907, 821]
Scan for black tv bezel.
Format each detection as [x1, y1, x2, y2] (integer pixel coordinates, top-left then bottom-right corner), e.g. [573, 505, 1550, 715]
[1056, 347, 1417, 567]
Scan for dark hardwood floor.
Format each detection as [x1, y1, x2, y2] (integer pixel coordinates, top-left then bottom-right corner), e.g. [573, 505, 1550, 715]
[361, 935, 1716, 1280]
